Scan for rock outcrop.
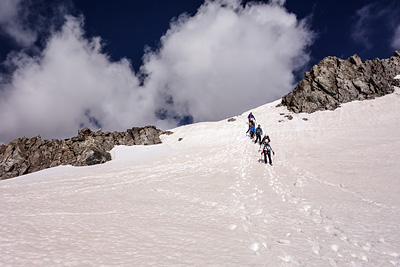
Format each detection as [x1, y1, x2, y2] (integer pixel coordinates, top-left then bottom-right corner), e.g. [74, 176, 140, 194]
[0, 126, 166, 180]
[281, 51, 400, 113]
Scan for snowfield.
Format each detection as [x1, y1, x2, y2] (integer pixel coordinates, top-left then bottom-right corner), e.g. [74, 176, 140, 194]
[1, 88, 400, 266]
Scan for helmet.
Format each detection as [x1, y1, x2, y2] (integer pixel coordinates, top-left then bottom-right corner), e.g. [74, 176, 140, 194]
[250, 112, 252, 114]
[258, 124, 261, 127]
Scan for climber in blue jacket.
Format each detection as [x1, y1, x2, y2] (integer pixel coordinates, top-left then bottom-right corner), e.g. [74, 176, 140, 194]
[246, 122, 256, 139]
[248, 112, 256, 124]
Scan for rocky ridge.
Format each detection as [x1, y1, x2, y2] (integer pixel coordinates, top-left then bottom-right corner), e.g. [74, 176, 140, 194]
[0, 126, 169, 180]
[281, 51, 400, 113]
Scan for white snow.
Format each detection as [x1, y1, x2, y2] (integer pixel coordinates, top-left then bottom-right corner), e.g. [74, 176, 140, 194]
[1, 88, 400, 266]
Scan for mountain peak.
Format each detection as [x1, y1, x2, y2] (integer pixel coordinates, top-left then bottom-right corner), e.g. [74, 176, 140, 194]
[281, 51, 400, 113]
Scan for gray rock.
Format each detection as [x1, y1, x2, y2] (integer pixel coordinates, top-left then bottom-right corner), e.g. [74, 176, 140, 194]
[0, 126, 168, 180]
[285, 115, 293, 120]
[281, 51, 400, 113]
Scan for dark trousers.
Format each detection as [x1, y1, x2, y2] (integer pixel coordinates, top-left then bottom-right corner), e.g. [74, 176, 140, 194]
[264, 150, 272, 164]
[250, 131, 254, 138]
[255, 134, 261, 144]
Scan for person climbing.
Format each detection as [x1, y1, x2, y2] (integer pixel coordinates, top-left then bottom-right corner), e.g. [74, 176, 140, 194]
[254, 124, 263, 144]
[259, 135, 271, 151]
[248, 112, 256, 124]
[261, 141, 275, 165]
[261, 134, 271, 144]
[246, 122, 256, 139]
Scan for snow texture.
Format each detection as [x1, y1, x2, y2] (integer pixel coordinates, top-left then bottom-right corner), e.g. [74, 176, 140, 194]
[1, 88, 400, 266]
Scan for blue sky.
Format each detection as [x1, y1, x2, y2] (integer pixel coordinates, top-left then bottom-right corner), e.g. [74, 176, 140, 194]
[1, 0, 399, 72]
[0, 0, 399, 144]
[78, 0, 400, 70]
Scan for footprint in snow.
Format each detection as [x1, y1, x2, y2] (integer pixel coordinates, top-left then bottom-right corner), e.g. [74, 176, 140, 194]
[389, 252, 399, 258]
[360, 253, 369, 262]
[303, 205, 312, 214]
[278, 239, 291, 245]
[249, 242, 260, 252]
[331, 244, 339, 252]
[252, 209, 263, 215]
[227, 224, 237, 230]
[362, 243, 372, 251]
[312, 243, 322, 255]
[278, 255, 293, 262]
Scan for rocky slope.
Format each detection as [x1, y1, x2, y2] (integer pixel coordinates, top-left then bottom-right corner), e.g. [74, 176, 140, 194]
[0, 126, 169, 180]
[281, 51, 400, 113]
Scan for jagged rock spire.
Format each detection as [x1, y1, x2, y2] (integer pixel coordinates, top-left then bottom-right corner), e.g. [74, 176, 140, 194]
[281, 51, 400, 113]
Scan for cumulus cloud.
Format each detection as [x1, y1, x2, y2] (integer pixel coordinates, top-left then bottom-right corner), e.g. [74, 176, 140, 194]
[142, 0, 313, 125]
[0, 0, 314, 144]
[0, 16, 150, 142]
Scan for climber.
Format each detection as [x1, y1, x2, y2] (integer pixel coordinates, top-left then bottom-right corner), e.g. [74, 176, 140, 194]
[254, 124, 263, 144]
[261, 141, 275, 166]
[261, 134, 271, 145]
[248, 112, 256, 124]
[246, 122, 256, 139]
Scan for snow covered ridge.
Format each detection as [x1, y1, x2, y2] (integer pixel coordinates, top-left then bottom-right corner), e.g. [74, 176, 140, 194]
[0, 126, 168, 180]
[281, 51, 400, 113]
[2, 51, 400, 181]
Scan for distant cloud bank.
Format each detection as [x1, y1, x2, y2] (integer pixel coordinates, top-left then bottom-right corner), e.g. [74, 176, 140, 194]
[0, 0, 314, 144]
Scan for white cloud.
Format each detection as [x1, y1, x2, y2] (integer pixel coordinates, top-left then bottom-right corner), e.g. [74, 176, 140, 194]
[392, 25, 400, 50]
[351, 4, 376, 50]
[142, 0, 313, 124]
[0, 0, 37, 46]
[351, 2, 400, 51]
[0, 0, 314, 144]
[268, 0, 286, 6]
[0, 16, 148, 141]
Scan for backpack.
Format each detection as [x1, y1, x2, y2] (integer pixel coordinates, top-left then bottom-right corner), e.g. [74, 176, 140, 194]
[263, 143, 272, 152]
[263, 135, 270, 143]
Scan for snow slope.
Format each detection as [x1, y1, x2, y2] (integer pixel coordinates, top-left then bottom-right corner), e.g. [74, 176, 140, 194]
[1, 89, 400, 266]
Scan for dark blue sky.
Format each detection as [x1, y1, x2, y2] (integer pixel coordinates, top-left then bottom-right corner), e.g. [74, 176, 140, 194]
[1, 0, 399, 77]
[284, 0, 400, 66]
